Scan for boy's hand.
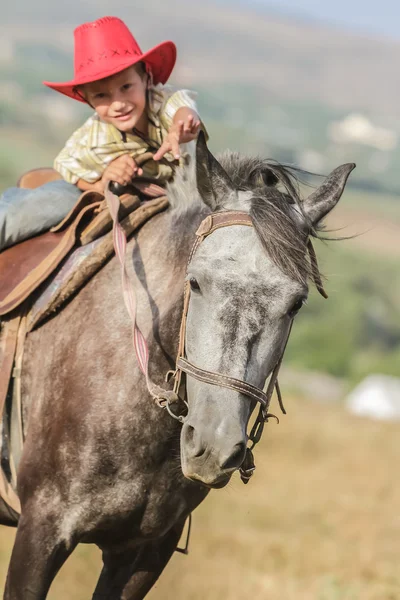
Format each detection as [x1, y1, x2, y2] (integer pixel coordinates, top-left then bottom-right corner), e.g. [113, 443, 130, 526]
[101, 154, 143, 188]
[153, 115, 201, 161]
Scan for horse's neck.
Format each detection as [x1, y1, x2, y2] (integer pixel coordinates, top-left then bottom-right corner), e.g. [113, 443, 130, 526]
[20, 204, 204, 432]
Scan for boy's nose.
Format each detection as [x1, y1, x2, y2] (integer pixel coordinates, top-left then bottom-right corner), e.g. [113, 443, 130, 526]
[111, 100, 126, 112]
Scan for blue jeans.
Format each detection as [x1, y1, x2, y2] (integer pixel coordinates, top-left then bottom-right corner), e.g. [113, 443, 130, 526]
[0, 180, 82, 251]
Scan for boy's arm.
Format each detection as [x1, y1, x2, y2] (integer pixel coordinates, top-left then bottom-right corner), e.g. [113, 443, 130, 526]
[54, 116, 109, 190]
[77, 155, 141, 192]
[76, 178, 103, 193]
[153, 110, 201, 161]
[165, 90, 208, 138]
[55, 115, 142, 192]
[54, 141, 104, 190]
[154, 89, 207, 161]
[173, 106, 199, 126]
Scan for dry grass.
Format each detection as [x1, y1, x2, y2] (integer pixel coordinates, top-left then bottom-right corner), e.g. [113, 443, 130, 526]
[326, 204, 400, 259]
[1, 397, 400, 599]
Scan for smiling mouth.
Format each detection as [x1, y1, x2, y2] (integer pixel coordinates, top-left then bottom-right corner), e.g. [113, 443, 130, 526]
[113, 110, 134, 121]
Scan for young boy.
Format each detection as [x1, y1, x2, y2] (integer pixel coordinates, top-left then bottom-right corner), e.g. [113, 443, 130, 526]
[0, 16, 202, 252]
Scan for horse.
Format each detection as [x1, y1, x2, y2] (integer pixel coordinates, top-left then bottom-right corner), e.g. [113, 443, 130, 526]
[2, 134, 354, 599]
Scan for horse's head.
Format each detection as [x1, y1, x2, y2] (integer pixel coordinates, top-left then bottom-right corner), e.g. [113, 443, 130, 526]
[179, 133, 354, 488]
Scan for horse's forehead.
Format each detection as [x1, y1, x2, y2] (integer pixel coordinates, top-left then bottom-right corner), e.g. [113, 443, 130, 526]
[196, 226, 262, 264]
[194, 227, 280, 278]
[191, 225, 305, 298]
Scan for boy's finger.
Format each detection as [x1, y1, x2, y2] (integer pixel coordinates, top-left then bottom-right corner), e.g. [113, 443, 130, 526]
[121, 155, 133, 168]
[184, 115, 193, 133]
[153, 143, 168, 160]
[108, 169, 123, 181]
[120, 172, 131, 184]
[171, 138, 180, 160]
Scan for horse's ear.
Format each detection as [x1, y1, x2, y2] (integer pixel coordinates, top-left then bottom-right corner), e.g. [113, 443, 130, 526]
[302, 163, 356, 226]
[195, 130, 235, 210]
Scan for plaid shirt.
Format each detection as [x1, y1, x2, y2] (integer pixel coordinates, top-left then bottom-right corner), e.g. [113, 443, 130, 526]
[54, 85, 199, 185]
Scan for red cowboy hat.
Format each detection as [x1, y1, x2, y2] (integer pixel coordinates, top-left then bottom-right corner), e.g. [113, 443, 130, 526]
[43, 16, 176, 102]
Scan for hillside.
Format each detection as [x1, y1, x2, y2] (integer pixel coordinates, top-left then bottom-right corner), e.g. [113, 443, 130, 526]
[2, 0, 400, 118]
[1, 1, 400, 194]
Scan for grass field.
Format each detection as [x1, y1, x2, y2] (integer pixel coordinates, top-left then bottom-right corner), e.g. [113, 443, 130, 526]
[326, 190, 400, 259]
[1, 397, 399, 599]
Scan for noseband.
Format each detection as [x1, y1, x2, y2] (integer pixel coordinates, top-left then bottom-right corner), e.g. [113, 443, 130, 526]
[164, 210, 292, 484]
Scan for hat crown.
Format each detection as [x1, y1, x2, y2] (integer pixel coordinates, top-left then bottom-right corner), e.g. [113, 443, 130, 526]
[73, 16, 143, 78]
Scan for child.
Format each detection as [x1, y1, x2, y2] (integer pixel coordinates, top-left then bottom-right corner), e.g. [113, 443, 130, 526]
[0, 16, 203, 252]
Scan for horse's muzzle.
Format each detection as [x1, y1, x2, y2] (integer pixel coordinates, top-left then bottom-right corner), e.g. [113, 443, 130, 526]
[180, 422, 247, 487]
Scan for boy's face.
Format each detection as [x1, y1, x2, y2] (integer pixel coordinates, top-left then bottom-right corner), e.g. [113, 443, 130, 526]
[82, 66, 148, 133]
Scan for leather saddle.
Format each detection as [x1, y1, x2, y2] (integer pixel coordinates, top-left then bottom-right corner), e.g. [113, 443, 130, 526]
[0, 160, 167, 316]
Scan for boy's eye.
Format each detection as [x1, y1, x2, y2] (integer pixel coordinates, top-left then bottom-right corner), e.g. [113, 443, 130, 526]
[122, 83, 133, 91]
[94, 92, 106, 100]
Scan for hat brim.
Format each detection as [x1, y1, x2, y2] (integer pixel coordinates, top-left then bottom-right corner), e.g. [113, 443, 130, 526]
[43, 40, 176, 103]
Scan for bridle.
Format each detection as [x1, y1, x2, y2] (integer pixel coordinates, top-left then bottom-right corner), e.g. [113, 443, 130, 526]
[162, 210, 294, 484]
[105, 182, 325, 485]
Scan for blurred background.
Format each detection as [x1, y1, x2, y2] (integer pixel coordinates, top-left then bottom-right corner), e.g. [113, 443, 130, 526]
[1, 1, 399, 598]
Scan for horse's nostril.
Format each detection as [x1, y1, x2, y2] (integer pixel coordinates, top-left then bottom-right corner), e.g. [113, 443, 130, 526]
[183, 424, 206, 458]
[220, 442, 247, 470]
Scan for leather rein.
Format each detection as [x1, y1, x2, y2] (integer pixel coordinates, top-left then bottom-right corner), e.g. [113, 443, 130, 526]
[165, 210, 293, 484]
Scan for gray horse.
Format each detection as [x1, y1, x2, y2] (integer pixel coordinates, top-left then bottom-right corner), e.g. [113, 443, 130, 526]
[2, 134, 354, 599]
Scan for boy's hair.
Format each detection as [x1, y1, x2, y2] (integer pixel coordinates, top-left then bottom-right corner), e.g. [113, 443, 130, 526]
[75, 62, 149, 104]
[134, 61, 147, 79]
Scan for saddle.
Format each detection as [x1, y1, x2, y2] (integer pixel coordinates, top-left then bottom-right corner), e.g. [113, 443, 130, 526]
[0, 161, 169, 517]
[0, 165, 167, 316]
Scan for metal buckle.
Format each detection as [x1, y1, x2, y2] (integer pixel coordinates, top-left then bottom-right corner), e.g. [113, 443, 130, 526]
[239, 448, 256, 484]
[165, 398, 187, 423]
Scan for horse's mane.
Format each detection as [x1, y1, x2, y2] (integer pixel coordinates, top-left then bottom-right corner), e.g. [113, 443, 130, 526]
[167, 151, 322, 286]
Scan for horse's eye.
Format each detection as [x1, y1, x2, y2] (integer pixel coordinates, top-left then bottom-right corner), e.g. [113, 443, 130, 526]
[288, 298, 304, 317]
[189, 277, 200, 292]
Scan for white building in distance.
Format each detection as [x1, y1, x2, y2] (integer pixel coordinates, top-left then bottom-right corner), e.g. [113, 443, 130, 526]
[328, 113, 398, 152]
[346, 374, 400, 421]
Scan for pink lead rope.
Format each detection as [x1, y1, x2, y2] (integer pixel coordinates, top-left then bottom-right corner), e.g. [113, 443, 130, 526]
[105, 183, 149, 375]
[104, 183, 178, 406]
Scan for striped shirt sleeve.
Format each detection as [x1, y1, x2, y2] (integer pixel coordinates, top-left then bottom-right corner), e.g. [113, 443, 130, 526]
[159, 89, 199, 131]
[53, 116, 104, 184]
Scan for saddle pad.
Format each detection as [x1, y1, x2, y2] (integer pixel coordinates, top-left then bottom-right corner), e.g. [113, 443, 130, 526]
[27, 195, 169, 331]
